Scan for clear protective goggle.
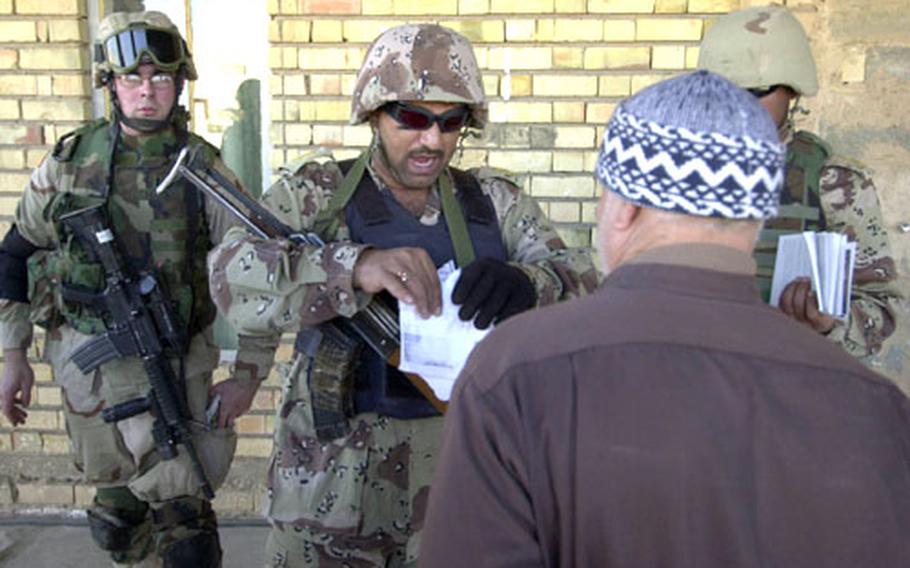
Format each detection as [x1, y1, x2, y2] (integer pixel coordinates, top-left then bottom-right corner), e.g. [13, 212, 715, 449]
[100, 28, 185, 73]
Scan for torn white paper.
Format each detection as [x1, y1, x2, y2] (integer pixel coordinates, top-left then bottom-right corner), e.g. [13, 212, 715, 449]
[398, 261, 491, 401]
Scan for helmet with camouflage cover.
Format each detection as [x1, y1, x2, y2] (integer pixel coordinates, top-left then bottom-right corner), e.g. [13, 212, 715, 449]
[93, 10, 197, 88]
[697, 5, 818, 97]
[351, 24, 486, 129]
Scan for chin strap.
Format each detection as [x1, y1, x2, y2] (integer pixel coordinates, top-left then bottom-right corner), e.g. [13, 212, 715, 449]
[781, 95, 810, 144]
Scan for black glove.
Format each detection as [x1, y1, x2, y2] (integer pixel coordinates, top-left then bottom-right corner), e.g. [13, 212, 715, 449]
[452, 258, 536, 330]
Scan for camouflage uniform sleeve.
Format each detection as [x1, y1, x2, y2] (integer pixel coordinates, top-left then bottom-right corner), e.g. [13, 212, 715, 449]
[201, 156, 279, 382]
[0, 153, 61, 350]
[818, 158, 904, 359]
[474, 168, 599, 305]
[207, 160, 371, 339]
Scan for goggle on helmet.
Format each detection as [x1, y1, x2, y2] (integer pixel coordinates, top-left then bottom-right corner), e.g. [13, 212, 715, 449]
[93, 13, 197, 87]
[98, 26, 186, 74]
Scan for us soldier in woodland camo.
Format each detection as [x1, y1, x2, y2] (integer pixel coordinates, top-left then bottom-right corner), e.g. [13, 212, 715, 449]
[699, 5, 905, 375]
[0, 11, 268, 568]
[207, 23, 597, 567]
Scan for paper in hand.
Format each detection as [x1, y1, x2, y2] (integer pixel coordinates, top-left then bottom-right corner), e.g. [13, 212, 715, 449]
[398, 261, 491, 402]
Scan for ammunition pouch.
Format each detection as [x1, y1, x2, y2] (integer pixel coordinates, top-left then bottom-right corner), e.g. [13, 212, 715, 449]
[26, 250, 65, 329]
[86, 504, 149, 552]
[297, 325, 363, 442]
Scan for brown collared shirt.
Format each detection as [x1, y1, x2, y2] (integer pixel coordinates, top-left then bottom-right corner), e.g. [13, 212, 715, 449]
[421, 244, 910, 568]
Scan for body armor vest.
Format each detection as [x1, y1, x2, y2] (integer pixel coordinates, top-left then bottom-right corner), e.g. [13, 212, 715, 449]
[755, 130, 831, 301]
[37, 119, 217, 338]
[343, 161, 507, 419]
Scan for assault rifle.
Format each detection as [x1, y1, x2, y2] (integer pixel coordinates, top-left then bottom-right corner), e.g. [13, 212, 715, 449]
[156, 146, 447, 413]
[60, 205, 215, 499]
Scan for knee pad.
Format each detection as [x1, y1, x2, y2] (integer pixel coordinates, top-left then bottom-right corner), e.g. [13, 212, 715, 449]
[161, 529, 222, 568]
[86, 505, 149, 552]
[88, 487, 150, 553]
[152, 496, 216, 530]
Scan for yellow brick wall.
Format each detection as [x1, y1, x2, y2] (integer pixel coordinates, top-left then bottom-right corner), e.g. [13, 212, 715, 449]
[265, 0, 771, 252]
[3, 0, 909, 514]
[0, 0, 89, 512]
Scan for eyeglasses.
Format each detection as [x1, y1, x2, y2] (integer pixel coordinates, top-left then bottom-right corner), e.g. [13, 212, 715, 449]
[384, 103, 471, 133]
[100, 28, 184, 73]
[116, 73, 175, 90]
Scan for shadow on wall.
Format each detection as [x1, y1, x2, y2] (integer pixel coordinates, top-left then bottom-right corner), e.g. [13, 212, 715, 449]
[108, 0, 146, 13]
[221, 79, 263, 199]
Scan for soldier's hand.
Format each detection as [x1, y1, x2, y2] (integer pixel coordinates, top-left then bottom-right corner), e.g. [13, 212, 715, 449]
[0, 348, 34, 426]
[453, 259, 536, 330]
[353, 247, 441, 318]
[778, 277, 837, 335]
[209, 378, 260, 429]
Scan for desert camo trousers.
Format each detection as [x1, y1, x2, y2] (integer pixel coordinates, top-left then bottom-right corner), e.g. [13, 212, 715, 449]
[264, 358, 444, 567]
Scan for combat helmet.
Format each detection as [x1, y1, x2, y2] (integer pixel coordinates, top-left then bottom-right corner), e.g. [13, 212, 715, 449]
[698, 5, 818, 96]
[351, 24, 486, 129]
[93, 10, 197, 88]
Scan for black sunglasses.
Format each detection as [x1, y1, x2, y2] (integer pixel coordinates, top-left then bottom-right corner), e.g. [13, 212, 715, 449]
[384, 103, 471, 133]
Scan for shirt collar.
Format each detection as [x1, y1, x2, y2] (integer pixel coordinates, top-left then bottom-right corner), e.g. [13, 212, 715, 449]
[624, 243, 757, 276]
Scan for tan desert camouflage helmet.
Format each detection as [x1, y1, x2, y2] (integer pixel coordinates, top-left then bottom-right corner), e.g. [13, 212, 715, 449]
[350, 24, 487, 129]
[94, 10, 198, 87]
[697, 5, 819, 96]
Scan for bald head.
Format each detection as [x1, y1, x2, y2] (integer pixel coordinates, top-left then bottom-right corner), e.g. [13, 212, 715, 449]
[596, 191, 762, 273]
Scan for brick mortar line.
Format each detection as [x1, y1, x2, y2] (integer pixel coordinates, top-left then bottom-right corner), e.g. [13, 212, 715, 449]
[270, 117, 616, 121]
[269, 71, 679, 77]
[0, 43, 88, 47]
[0, 70, 89, 74]
[0, 96, 91, 100]
[269, 14, 724, 19]
[273, 40, 702, 46]
[0, 119, 86, 122]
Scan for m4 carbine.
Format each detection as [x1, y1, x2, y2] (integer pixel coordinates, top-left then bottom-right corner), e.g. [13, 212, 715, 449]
[60, 205, 214, 499]
[156, 146, 447, 413]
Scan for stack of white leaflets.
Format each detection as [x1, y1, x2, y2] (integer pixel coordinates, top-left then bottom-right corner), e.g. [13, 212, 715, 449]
[398, 261, 491, 402]
[770, 231, 856, 320]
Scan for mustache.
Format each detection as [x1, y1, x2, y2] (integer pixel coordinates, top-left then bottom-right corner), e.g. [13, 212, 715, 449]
[407, 147, 444, 159]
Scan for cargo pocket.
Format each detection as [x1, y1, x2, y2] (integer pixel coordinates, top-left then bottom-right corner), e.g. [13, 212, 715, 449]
[129, 368, 238, 503]
[128, 424, 237, 503]
[265, 354, 369, 533]
[47, 326, 137, 484]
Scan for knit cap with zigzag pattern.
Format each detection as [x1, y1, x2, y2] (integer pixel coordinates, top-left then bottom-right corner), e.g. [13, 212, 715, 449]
[596, 70, 785, 220]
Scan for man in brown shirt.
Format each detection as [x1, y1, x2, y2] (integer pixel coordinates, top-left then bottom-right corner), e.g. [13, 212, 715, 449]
[420, 71, 910, 567]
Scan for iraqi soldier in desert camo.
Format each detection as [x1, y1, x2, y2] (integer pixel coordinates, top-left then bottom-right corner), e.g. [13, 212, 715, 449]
[207, 23, 597, 568]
